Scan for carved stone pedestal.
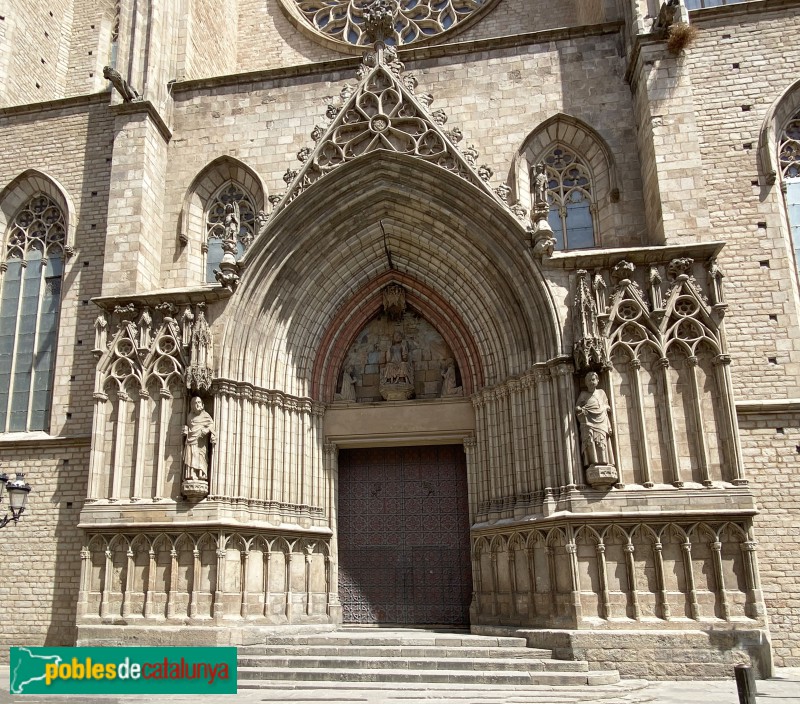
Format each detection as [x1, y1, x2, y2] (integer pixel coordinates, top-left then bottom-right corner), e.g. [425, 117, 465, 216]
[379, 383, 414, 401]
[182, 479, 209, 500]
[585, 464, 618, 489]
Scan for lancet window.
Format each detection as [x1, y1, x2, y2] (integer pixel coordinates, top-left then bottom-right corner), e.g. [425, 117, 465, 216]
[204, 182, 256, 282]
[779, 111, 800, 268]
[543, 146, 596, 251]
[0, 194, 65, 432]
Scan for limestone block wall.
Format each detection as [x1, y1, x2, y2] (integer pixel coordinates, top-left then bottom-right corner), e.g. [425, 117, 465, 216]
[738, 407, 800, 667]
[0, 442, 88, 661]
[686, 5, 800, 399]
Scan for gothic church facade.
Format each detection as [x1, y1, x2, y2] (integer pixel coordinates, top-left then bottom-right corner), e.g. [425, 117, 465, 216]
[1, 0, 800, 678]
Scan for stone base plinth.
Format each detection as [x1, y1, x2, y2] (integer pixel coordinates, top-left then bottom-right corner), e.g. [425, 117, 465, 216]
[585, 464, 618, 489]
[471, 625, 773, 680]
[182, 479, 209, 500]
[379, 382, 414, 401]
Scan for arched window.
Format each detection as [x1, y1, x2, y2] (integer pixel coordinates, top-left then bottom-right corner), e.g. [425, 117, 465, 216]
[542, 146, 596, 250]
[779, 111, 800, 266]
[204, 182, 257, 282]
[0, 194, 65, 432]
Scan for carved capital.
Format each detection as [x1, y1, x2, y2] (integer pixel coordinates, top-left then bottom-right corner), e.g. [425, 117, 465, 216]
[742, 541, 757, 552]
[595, 544, 606, 554]
[93, 391, 108, 402]
[629, 358, 642, 371]
[623, 544, 635, 554]
[80, 548, 91, 560]
[714, 354, 731, 366]
[565, 543, 577, 555]
[711, 541, 722, 552]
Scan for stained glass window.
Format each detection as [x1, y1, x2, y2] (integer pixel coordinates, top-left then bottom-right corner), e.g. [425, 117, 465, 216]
[779, 113, 800, 271]
[540, 147, 596, 251]
[0, 194, 65, 432]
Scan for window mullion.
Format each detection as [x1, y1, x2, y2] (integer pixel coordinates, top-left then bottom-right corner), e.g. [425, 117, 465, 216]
[4, 260, 26, 432]
[25, 257, 48, 432]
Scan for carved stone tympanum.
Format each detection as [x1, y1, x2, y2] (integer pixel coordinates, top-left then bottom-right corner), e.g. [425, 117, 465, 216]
[576, 371, 618, 489]
[182, 396, 216, 499]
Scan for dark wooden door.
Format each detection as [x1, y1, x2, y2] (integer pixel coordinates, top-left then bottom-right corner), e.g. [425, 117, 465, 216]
[337, 445, 472, 625]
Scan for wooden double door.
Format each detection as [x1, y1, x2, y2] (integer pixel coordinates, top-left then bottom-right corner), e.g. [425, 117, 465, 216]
[337, 445, 472, 625]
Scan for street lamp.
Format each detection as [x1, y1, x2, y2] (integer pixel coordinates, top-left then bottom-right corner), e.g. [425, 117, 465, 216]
[0, 473, 32, 528]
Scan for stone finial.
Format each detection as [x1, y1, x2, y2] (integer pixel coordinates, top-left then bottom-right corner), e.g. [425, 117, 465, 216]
[667, 256, 693, 280]
[103, 66, 140, 102]
[362, 0, 396, 43]
[187, 304, 213, 392]
[612, 260, 636, 284]
[573, 270, 610, 371]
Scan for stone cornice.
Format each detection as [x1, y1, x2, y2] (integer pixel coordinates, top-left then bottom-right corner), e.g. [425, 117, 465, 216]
[170, 22, 624, 96]
[689, 0, 800, 24]
[736, 398, 800, 415]
[0, 433, 91, 449]
[109, 100, 172, 142]
[92, 284, 232, 312]
[544, 241, 725, 270]
[0, 91, 108, 119]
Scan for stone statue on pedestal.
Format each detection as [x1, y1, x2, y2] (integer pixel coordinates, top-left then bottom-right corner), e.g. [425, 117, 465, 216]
[182, 396, 216, 499]
[576, 371, 618, 488]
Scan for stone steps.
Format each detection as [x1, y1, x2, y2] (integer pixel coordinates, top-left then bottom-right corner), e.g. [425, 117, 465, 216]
[238, 655, 589, 672]
[238, 667, 619, 686]
[239, 644, 554, 658]
[237, 629, 620, 687]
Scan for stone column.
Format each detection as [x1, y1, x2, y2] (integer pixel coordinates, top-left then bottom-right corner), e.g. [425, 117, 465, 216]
[550, 360, 580, 489]
[681, 540, 700, 620]
[324, 442, 341, 621]
[77, 547, 92, 617]
[111, 392, 129, 500]
[132, 389, 150, 500]
[628, 359, 652, 486]
[714, 353, 747, 484]
[653, 540, 671, 620]
[658, 356, 683, 486]
[596, 543, 610, 620]
[624, 543, 640, 621]
[87, 392, 108, 501]
[711, 539, 730, 621]
[686, 356, 712, 486]
[153, 389, 171, 500]
[121, 547, 135, 617]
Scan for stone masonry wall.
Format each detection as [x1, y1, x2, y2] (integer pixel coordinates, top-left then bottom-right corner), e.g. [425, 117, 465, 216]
[235, 0, 623, 74]
[0, 97, 114, 436]
[1, 0, 74, 108]
[0, 98, 112, 657]
[0, 443, 89, 662]
[164, 31, 646, 287]
[688, 7, 800, 399]
[739, 411, 800, 667]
